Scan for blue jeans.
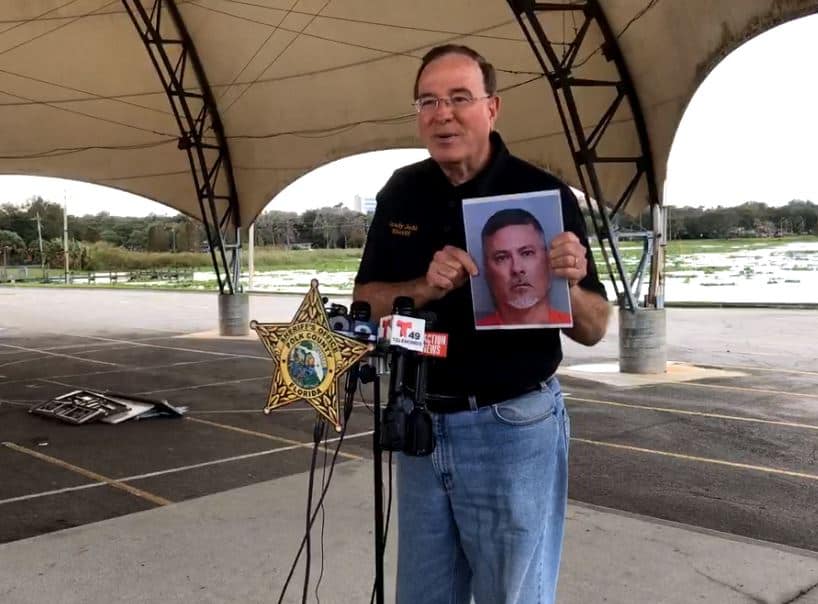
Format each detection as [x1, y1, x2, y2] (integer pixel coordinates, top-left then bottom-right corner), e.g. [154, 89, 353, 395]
[396, 377, 569, 604]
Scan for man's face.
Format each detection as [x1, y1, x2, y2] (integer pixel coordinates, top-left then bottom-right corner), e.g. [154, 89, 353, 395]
[415, 53, 499, 168]
[483, 224, 550, 311]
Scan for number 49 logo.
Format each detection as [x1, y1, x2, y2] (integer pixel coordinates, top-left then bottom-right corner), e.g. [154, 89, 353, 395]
[396, 320, 422, 340]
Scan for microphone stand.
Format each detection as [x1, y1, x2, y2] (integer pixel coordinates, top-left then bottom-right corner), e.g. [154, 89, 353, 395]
[345, 297, 387, 604]
[349, 296, 417, 604]
[344, 357, 385, 604]
[352, 360, 385, 604]
[369, 363, 385, 604]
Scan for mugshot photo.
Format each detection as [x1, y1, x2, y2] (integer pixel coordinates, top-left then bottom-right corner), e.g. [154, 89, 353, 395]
[463, 190, 573, 330]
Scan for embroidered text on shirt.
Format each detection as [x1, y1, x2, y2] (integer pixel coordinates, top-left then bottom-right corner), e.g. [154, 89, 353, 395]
[389, 222, 418, 237]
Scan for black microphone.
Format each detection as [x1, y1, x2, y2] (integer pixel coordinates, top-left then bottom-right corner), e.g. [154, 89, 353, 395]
[344, 302, 371, 398]
[404, 310, 435, 456]
[343, 300, 382, 422]
[380, 296, 415, 451]
[388, 296, 414, 391]
[349, 300, 376, 340]
[326, 302, 351, 332]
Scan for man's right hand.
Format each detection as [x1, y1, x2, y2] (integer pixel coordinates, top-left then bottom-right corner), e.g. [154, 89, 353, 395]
[425, 245, 479, 298]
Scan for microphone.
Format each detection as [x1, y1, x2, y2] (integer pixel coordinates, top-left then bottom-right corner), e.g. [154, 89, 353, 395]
[326, 299, 377, 343]
[403, 310, 437, 456]
[349, 300, 377, 341]
[344, 301, 372, 399]
[325, 302, 351, 333]
[376, 297, 426, 353]
[379, 296, 426, 451]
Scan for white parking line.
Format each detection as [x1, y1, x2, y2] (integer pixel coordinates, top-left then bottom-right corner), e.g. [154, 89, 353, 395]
[572, 438, 818, 482]
[188, 402, 372, 414]
[73, 335, 269, 361]
[137, 375, 270, 395]
[0, 430, 374, 507]
[0, 482, 101, 505]
[2, 442, 171, 506]
[680, 381, 818, 400]
[567, 396, 818, 431]
[699, 362, 818, 378]
[0, 399, 32, 408]
[0, 343, 119, 367]
[0, 357, 231, 387]
[0, 356, 49, 370]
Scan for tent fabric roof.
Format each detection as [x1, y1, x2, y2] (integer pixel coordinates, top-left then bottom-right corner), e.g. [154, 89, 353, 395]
[1, 0, 816, 224]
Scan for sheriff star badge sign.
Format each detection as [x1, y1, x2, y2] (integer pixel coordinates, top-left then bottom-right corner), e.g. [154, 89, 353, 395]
[250, 280, 372, 432]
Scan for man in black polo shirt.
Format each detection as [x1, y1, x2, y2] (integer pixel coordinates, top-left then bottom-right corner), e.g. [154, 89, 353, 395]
[354, 44, 609, 604]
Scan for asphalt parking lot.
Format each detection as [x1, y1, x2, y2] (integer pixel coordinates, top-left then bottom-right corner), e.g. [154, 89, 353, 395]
[1, 288, 817, 555]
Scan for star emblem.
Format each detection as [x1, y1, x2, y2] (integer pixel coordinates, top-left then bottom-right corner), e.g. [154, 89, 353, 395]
[251, 279, 372, 431]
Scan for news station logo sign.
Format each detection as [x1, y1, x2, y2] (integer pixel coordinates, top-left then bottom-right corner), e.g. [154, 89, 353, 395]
[422, 332, 448, 358]
[378, 315, 425, 353]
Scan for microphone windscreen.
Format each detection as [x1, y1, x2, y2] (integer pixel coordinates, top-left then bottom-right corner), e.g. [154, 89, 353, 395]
[350, 300, 371, 322]
[392, 296, 414, 315]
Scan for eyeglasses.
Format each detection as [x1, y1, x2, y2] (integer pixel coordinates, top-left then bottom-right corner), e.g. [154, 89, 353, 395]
[413, 93, 492, 114]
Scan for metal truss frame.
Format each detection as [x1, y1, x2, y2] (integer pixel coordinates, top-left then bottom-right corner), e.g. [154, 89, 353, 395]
[122, 0, 241, 295]
[507, 0, 662, 310]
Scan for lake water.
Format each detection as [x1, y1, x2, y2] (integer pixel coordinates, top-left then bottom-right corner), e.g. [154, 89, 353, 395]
[659, 240, 818, 304]
[151, 240, 818, 304]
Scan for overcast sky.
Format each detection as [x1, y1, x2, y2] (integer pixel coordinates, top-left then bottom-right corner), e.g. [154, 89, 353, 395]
[1, 14, 816, 217]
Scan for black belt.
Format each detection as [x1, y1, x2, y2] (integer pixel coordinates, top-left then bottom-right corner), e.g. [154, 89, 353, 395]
[420, 382, 544, 414]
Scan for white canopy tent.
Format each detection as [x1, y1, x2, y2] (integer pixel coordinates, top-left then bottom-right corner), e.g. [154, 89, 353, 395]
[3, 0, 814, 221]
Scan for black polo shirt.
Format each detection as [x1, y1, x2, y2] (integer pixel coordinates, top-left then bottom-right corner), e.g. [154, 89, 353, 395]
[355, 132, 607, 398]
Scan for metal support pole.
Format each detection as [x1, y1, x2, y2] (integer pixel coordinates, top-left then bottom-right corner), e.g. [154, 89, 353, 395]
[63, 197, 69, 284]
[122, 0, 240, 295]
[506, 0, 667, 373]
[506, 0, 661, 311]
[36, 213, 45, 281]
[248, 223, 255, 291]
[651, 204, 666, 309]
[372, 370, 385, 604]
[232, 226, 241, 293]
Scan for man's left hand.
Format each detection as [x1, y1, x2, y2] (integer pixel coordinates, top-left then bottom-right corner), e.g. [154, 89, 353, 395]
[549, 232, 587, 288]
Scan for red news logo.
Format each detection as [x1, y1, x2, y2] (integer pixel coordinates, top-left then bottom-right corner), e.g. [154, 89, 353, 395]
[390, 318, 422, 341]
[396, 319, 413, 337]
[380, 317, 418, 338]
[422, 332, 448, 358]
[379, 315, 426, 351]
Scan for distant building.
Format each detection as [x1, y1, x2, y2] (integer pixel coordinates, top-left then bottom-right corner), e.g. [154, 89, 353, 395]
[353, 194, 377, 215]
[362, 197, 377, 215]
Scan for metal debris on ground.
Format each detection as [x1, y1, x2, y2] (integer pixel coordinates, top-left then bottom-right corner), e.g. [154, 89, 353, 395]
[29, 390, 187, 425]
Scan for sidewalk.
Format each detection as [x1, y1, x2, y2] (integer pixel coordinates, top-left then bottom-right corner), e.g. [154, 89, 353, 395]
[1, 460, 816, 604]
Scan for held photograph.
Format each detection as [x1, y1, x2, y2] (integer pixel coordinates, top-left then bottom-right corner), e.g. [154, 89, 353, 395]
[462, 190, 573, 330]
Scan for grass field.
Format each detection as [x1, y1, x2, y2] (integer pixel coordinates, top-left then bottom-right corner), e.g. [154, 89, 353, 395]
[79, 243, 364, 272]
[85, 235, 816, 272]
[3, 236, 815, 290]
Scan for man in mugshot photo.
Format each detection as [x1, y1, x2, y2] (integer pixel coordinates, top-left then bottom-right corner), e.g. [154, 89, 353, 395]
[477, 207, 572, 327]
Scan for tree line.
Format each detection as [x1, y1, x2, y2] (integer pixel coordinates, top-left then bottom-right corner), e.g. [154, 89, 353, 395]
[253, 206, 371, 248]
[2, 196, 813, 269]
[0, 197, 373, 268]
[617, 200, 817, 239]
[0, 197, 201, 268]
